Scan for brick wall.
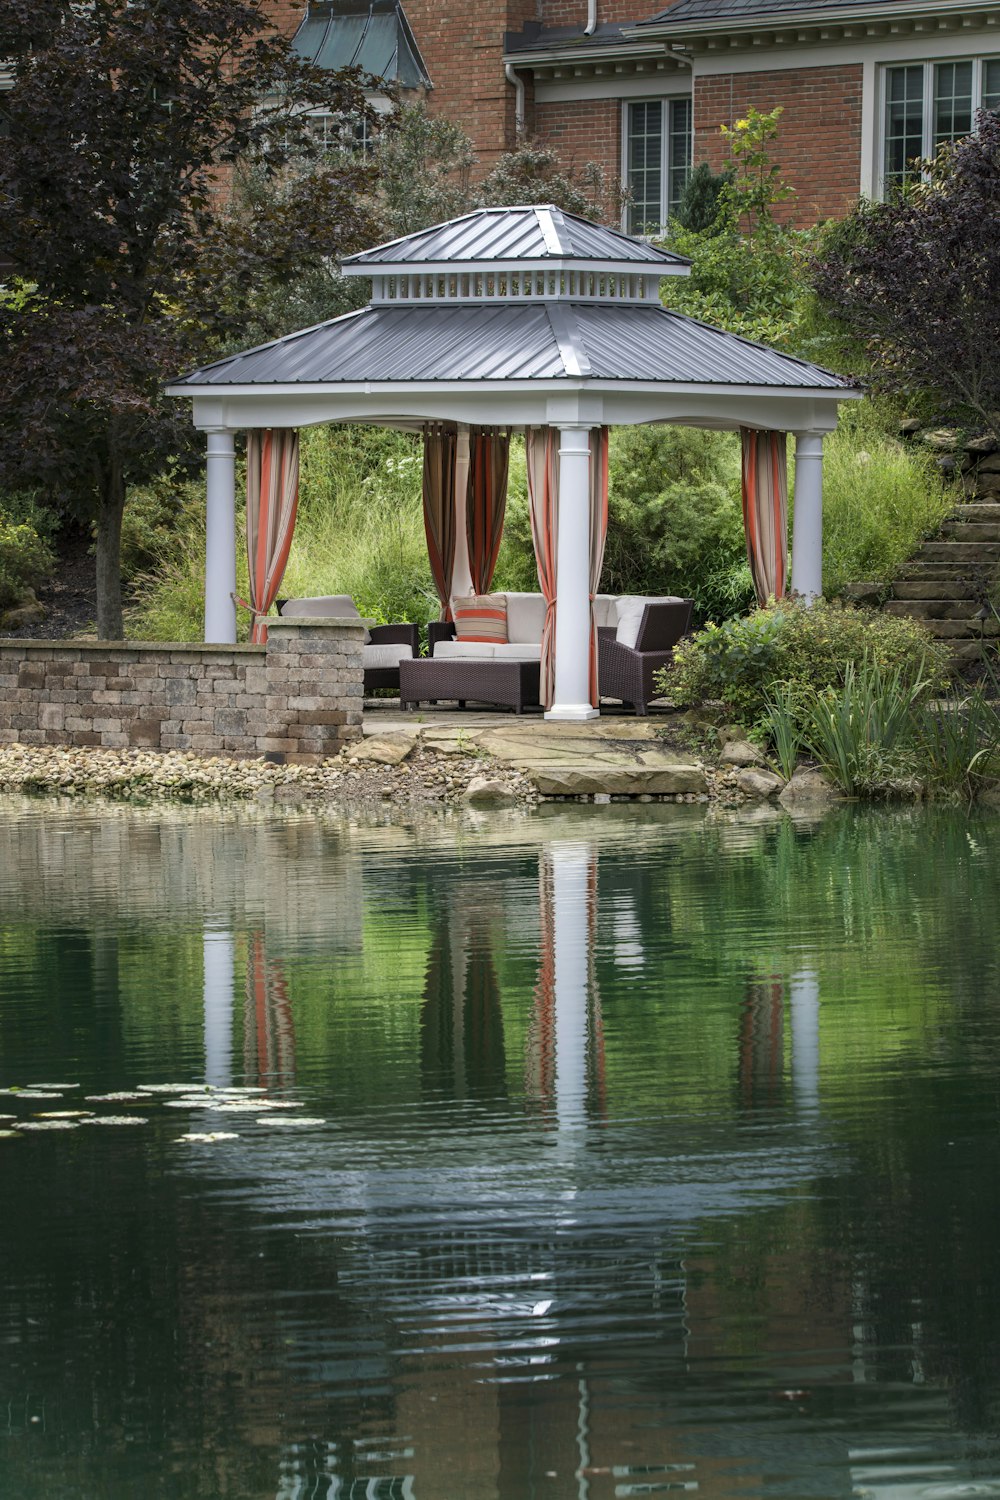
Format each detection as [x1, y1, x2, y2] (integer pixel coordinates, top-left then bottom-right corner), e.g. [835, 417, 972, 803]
[533, 96, 621, 189]
[538, 0, 658, 26]
[0, 619, 364, 766]
[694, 63, 864, 223]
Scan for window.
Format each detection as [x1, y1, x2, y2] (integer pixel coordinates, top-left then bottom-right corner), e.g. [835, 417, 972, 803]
[625, 97, 692, 235]
[305, 110, 372, 154]
[883, 57, 1000, 191]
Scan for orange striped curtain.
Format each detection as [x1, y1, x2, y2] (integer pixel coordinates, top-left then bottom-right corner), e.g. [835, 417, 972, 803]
[526, 428, 560, 709]
[741, 428, 788, 607]
[423, 424, 458, 622]
[467, 427, 510, 595]
[588, 427, 610, 709]
[246, 429, 300, 644]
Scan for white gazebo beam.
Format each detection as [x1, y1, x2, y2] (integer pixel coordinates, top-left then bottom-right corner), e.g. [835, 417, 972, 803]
[547, 424, 599, 723]
[790, 430, 825, 601]
[204, 428, 237, 644]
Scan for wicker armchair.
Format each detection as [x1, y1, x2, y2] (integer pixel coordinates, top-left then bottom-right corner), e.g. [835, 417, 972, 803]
[598, 599, 693, 714]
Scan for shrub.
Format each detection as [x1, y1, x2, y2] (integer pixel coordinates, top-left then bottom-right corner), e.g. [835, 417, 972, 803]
[0, 517, 55, 610]
[666, 596, 948, 725]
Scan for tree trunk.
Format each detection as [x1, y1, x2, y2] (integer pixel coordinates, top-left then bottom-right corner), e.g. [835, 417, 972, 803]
[95, 463, 126, 640]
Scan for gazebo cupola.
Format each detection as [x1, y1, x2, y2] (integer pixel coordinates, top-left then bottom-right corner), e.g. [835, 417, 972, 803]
[342, 203, 690, 311]
[168, 204, 856, 722]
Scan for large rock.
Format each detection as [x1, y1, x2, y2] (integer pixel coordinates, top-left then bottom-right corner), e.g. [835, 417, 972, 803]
[530, 763, 707, 797]
[736, 768, 785, 799]
[922, 428, 962, 451]
[778, 767, 842, 807]
[719, 739, 767, 769]
[351, 733, 417, 765]
[463, 775, 519, 807]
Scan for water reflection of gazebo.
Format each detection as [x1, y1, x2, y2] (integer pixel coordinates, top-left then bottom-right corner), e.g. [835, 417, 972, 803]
[168, 205, 857, 721]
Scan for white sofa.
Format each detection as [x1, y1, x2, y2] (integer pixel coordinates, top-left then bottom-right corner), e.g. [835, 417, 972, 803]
[431, 592, 682, 659]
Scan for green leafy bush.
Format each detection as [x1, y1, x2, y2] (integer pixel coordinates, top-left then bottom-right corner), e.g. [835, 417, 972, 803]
[666, 596, 948, 725]
[0, 517, 55, 610]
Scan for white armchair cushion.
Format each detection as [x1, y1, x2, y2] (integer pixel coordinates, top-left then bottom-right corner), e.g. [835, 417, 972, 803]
[614, 596, 686, 649]
[363, 643, 413, 669]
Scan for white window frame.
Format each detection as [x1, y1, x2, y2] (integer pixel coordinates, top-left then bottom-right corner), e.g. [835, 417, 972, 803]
[877, 54, 1000, 197]
[620, 93, 693, 236]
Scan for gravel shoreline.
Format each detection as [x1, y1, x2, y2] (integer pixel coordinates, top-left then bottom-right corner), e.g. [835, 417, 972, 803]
[0, 742, 749, 809]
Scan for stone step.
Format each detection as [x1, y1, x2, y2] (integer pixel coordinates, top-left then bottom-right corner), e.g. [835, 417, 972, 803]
[897, 562, 982, 581]
[918, 542, 1000, 563]
[891, 580, 978, 600]
[913, 618, 999, 639]
[951, 503, 1000, 518]
[884, 599, 985, 621]
[940, 522, 1000, 542]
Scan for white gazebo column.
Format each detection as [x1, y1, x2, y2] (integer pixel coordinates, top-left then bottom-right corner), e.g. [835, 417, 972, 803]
[552, 841, 591, 1139]
[547, 426, 599, 722]
[452, 423, 474, 600]
[204, 428, 237, 644]
[790, 431, 825, 603]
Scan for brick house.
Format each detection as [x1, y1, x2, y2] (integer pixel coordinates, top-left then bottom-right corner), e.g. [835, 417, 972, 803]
[281, 0, 1000, 226]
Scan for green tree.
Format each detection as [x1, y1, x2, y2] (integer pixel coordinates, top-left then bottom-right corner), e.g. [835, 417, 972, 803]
[814, 111, 1000, 438]
[0, 0, 378, 638]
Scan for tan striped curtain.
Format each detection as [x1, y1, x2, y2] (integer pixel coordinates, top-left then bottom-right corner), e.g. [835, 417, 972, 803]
[588, 427, 610, 709]
[741, 428, 788, 606]
[246, 429, 300, 645]
[526, 428, 560, 709]
[467, 427, 510, 595]
[422, 424, 458, 622]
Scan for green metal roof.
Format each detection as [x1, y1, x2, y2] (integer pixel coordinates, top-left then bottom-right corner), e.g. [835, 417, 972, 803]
[292, 0, 431, 90]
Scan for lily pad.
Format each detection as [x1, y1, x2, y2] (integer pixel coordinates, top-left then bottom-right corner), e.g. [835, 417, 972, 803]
[85, 1092, 147, 1103]
[0, 1129, 21, 1139]
[177, 1132, 240, 1143]
[214, 1100, 303, 1113]
[137, 1083, 214, 1094]
[18, 1120, 81, 1131]
[80, 1116, 149, 1127]
[15, 1091, 64, 1100]
[257, 1117, 326, 1127]
[33, 1083, 81, 1090]
[36, 1110, 93, 1119]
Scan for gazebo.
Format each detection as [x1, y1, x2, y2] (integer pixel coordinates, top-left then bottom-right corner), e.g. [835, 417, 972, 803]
[167, 205, 857, 721]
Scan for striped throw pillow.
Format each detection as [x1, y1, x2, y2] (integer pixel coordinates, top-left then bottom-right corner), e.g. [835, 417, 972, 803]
[453, 593, 508, 644]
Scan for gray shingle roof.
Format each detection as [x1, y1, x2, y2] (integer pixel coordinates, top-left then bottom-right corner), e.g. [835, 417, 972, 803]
[641, 0, 927, 23]
[341, 205, 688, 269]
[172, 301, 849, 391]
[291, 0, 430, 88]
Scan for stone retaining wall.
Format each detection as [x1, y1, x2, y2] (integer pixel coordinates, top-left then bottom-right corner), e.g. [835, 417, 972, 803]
[0, 617, 364, 764]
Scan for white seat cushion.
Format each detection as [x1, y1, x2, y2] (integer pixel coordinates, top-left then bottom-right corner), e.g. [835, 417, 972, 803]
[592, 595, 618, 629]
[434, 640, 498, 660]
[363, 643, 413, 669]
[491, 642, 542, 661]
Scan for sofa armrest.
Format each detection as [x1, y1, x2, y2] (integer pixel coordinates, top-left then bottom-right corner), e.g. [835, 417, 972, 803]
[428, 621, 456, 656]
[369, 623, 420, 655]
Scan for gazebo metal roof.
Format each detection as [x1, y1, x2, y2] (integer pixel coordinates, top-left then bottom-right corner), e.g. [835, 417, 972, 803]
[340, 204, 691, 272]
[171, 301, 848, 392]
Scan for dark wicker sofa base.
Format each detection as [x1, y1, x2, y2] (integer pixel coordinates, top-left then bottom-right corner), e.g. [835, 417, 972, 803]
[400, 657, 541, 714]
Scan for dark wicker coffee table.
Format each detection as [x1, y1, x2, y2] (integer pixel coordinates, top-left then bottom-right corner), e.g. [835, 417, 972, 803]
[400, 656, 541, 713]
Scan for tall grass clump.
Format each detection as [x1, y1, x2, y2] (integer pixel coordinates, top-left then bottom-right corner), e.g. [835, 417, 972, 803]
[817, 400, 956, 595]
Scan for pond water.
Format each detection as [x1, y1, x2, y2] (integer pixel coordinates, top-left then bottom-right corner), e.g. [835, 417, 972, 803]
[2, 796, 1000, 1499]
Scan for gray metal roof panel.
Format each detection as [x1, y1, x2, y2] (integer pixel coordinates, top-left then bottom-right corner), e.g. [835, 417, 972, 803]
[172, 302, 850, 391]
[342, 206, 687, 268]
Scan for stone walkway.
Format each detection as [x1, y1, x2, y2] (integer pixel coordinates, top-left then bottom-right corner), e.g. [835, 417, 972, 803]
[360, 704, 709, 797]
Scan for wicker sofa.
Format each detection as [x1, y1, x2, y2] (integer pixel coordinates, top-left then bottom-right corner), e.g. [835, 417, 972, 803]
[429, 591, 693, 713]
[277, 595, 420, 693]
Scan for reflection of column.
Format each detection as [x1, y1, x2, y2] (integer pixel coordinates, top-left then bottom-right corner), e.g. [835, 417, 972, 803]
[553, 842, 590, 1134]
[203, 928, 234, 1087]
[790, 969, 820, 1117]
